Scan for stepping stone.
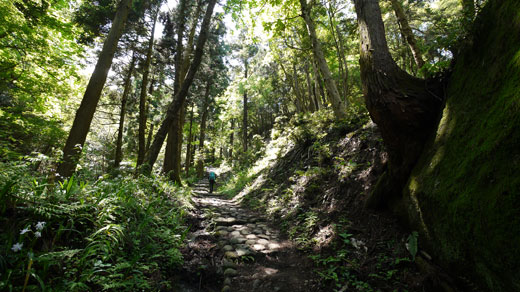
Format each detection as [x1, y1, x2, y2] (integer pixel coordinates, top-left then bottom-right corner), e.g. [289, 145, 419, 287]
[236, 248, 251, 256]
[240, 229, 250, 235]
[215, 226, 227, 231]
[253, 244, 265, 251]
[222, 285, 231, 292]
[225, 251, 238, 259]
[257, 234, 270, 240]
[230, 237, 247, 244]
[222, 245, 234, 251]
[257, 239, 269, 245]
[252, 229, 263, 234]
[230, 231, 241, 237]
[245, 239, 256, 245]
[215, 217, 237, 225]
[222, 259, 237, 269]
[224, 277, 232, 285]
[268, 243, 281, 249]
[246, 234, 257, 239]
[216, 230, 229, 236]
[246, 224, 256, 228]
[224, 268, 238, 277]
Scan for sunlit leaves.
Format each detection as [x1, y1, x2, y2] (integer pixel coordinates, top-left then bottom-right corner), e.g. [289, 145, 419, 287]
[0, 0, 84, 113]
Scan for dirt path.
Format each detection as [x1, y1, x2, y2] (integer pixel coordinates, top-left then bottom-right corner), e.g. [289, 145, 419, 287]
[179, 179, 321, 292]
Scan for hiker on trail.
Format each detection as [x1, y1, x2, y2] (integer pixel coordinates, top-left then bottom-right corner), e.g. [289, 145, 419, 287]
[208, 170, 216, 193]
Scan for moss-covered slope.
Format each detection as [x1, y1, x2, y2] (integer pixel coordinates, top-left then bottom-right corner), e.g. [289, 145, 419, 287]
[403, 1, 520, 290]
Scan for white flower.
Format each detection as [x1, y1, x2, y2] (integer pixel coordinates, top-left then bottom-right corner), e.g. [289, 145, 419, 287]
[11, 242, 23, 252]
[35, 231, 42, 238]
[35, 221, 46, 231]
[20, 227, 30, 235]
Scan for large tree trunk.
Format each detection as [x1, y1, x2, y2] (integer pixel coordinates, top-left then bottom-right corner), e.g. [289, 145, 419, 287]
[299, 0, 347, 120]
[389, 0, 425, 69]
[164, 0, 199, 183]
[136, 10, 158, 168]
[142, 0, 217, 175]
[114, 51, 136, 168]
[57, 0, 133, 178]
[353, 0, 443, 208]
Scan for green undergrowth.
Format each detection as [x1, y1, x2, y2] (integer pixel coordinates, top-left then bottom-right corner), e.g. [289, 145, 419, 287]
[0, 160, 192, 291]
[403, 1, 520, 290]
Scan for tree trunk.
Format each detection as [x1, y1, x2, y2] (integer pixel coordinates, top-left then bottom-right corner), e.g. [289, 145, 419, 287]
[353, 0, 442, 208]
[196, 84, 211, 177]
[229, 118, 234, 161]
[389, 0, 425, 69]
[299, 0, 347, 120]
[164, 0, 196, 183]
[114, 51, 136, 168]
[327, 2, 349, 100]
[304, 62, 316, 112]
[184, 104, 194, 175]
[57, 0, 133, 178]
[142, 0, 217, 175]
[136, 10, 158, 168]
[145, 76, 156, 154]
[242, 59, 248, 153]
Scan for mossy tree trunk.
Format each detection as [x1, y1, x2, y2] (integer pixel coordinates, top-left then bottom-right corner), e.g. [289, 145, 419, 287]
[353, 0, 442, 208]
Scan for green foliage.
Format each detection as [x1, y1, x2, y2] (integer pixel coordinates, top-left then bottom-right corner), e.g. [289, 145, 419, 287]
[0, 162, 189, 291]
[406, 231, 419, 261]
[0, 0, 83, 111]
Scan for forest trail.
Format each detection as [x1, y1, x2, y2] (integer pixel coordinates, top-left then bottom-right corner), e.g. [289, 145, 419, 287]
[180, 179, 320, 292]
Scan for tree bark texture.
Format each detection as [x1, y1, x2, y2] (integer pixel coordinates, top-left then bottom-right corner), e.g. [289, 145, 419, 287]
[184, 104, 194, 175]
[136, 10, 158, 168]
[354, 0, 443, 208]
[389, 0, 425, 69]
[114, 51, 136, 168]
[243, 59, 248, 153]
[299, 0, 347, 120]
[57, 0, 133, 178]
[229, 118, 234, 161]
[164, 0, 194, 183]
[196, 83, 211, 177]
[143, 0, 217, 175]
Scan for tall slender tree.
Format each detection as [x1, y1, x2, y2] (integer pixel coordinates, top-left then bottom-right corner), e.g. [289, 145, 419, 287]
[136, 8, 159, 168]
[389, 0, 425, 69]
[114, 50, 137, 168]
[57, 0, 133, 178]
[143, 0, 217, 174]
[299, 0, 347, 120]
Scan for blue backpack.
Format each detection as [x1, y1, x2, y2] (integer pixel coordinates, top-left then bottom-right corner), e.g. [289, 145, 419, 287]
[209, 172, 216, 180]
